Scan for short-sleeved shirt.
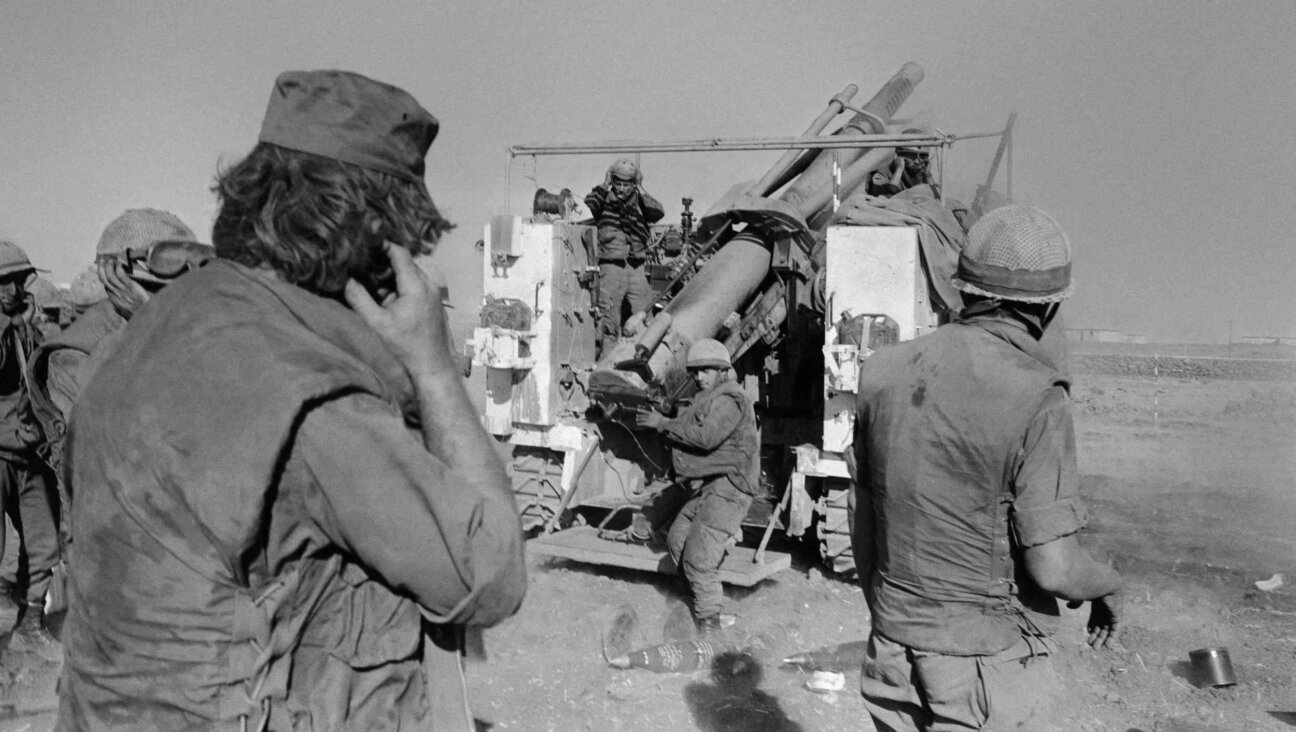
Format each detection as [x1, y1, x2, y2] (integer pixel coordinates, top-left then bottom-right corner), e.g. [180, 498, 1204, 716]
[854, 315, 1087, 655]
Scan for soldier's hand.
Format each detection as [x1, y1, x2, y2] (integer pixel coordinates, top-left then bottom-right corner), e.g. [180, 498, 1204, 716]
[1086, 587, 1125, 650]
[99, 256, 151, 318]
[344, 243, 456, 380]
[635, 409, 666, 430]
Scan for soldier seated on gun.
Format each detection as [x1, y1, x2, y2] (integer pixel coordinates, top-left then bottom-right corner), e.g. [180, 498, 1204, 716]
[634, 339, 760, 634]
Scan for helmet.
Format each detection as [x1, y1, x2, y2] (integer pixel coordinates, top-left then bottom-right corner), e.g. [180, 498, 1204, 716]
[69, 267, 107, 308]
[96, 208, 196, 257]
[0, 241, 38, 280]
[686, 339, 731, 370]
[27, 277, 59, 310]
[96, 209, 198, 284]
[606, 158, 641, 185]
[897, 128, 931, 159]
[952, 205, 1073, 303]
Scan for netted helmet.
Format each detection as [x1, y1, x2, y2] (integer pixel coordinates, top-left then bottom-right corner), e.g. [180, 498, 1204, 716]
[27, 277, 59, 310]
[952, 205, 1073, 303]
[96, 209, 199, 284]
[606, 158, 641, 185]
[69, 267, 107, 308]
[686, 339, 731, 370]
[96, 209, 196, 258]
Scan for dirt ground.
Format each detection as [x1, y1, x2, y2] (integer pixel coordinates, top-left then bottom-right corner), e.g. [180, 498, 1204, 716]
[2, 351, 1294, 731]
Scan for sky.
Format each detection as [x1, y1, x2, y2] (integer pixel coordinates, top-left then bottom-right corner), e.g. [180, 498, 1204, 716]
[3, 1, 1294, 343]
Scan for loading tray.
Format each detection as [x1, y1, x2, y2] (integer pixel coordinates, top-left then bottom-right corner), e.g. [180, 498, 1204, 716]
[527, 526, 791, 587]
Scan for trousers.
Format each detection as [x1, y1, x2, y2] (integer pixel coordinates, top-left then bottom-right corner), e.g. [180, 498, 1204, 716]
[665, 477, 752, 619]
[0, 459, 58, 605]
[597, 261, 652, 341]
[860, 630, 1060, 731]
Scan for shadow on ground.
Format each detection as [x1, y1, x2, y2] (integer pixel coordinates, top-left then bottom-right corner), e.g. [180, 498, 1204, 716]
[683, 652, 803, 732]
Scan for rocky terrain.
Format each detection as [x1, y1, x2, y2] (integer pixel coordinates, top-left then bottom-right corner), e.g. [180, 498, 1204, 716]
[2, 342, 1293, 730]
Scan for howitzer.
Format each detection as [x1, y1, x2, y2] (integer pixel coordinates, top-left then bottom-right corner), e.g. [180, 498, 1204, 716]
[474, 62, 1005, 581]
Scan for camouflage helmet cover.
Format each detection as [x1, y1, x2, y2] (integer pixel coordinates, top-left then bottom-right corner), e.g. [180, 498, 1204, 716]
[951, 205, 1073, 303]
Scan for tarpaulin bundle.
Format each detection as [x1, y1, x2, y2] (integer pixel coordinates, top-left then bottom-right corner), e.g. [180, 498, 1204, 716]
[825, 184, 967, 314]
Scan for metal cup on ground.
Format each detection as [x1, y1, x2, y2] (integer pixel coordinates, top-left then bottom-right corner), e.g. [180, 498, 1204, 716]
[1188, 647, 1237, 687]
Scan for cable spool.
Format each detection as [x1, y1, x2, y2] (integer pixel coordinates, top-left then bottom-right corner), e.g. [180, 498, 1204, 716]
[533, 187, 577, 217]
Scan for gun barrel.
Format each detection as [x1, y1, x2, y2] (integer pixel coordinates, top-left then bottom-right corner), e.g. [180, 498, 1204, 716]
[778, 63, 925, 216]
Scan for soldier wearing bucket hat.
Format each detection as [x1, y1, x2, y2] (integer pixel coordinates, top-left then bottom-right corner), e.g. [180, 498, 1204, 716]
[851, 205, 1125, 730]
[59, 70, 525, 731]
[585, 158, 665, 349]
[0, 240, 59, 662]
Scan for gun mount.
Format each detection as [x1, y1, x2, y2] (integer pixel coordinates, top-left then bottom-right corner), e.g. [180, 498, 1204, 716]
[473, 62, 1014, 582]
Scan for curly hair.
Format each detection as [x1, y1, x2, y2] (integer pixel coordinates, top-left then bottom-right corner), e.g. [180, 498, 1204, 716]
[212, 143, 453, 295]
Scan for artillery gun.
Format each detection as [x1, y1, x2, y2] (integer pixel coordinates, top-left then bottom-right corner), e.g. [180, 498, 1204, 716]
[470, 63, 1013, 585]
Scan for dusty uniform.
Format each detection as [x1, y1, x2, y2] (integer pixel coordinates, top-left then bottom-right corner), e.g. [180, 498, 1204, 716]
[584, 185, 664, 340]
[853, 315, 1086, 731]
[659, 379, 759, 619]
[28, 301, 125, 477]
[59, 262, 526, 730]
[0, 310, 56, 607]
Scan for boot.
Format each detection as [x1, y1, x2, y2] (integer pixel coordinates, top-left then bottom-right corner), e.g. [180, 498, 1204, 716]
[599, 512, 657, 546]
[694, 613, 737, 637]
[9, 603, 62, 664]
[0, 580, 18, 634]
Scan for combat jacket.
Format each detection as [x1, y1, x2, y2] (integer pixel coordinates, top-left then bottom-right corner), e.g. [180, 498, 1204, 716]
[0, 309, 43, 465]
[662, 379, 760, 496]
[27, 300, 124, 476]
[58, 261, 526, 731]
[853, 315, 1088, 655]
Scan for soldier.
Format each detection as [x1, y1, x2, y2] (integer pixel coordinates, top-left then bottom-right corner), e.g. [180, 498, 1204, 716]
[28, 212, 209, 621]
[58, 70, 526, 730]
[29, 209, 202, 479]
[585, 158, 665, 346]
[850, 205, 1124, 730]
[0, 241, 59, 662]
[636, 339, 759, 633]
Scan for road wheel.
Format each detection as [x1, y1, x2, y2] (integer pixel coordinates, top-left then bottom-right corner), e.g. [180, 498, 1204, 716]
[510, 447, 565, 533]
[817, 481, 857, 580]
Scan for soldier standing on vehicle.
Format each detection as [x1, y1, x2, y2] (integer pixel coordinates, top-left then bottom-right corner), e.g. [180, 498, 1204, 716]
[585, 158, 665, 347]
[636, 339, 758, 633]
[850, 205, 1124, 730]
[58, 69, 526, 731]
